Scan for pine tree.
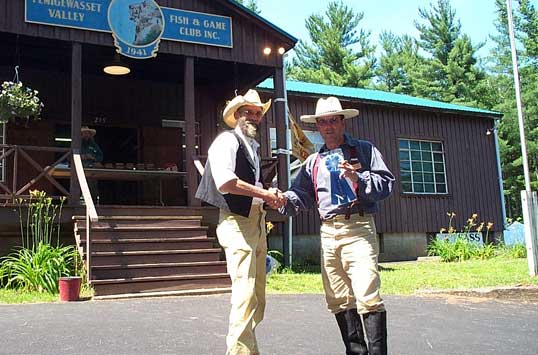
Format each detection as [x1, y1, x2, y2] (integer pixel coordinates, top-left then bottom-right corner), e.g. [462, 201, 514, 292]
[234, 0, 261, 14]
[414, 0, 489, 107]
[376, 32, 424, 95]
[287, 1, 375, 87]
[415, 0, 461, 66]
[490, 0, 538, 217]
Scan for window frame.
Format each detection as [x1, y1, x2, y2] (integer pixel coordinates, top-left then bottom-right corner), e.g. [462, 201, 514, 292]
[398, 138, 448, 195]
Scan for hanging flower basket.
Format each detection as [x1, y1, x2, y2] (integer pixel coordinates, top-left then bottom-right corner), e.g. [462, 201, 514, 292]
[0, 81, 44, 124]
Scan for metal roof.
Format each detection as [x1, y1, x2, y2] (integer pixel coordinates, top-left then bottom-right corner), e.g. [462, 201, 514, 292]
[258, 78, 502, 118]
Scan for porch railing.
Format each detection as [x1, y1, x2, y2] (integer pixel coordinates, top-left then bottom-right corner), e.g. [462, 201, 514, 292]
[0, 144, 72, 203]
[73, 151, 98, 284]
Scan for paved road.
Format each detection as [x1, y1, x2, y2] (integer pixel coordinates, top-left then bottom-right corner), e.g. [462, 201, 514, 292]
[1, 294, 537, 355]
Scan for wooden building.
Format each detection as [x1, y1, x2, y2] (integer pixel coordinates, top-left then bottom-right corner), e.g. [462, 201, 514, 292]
[0, 1, 505, 297]
[0, 0, 295, 298]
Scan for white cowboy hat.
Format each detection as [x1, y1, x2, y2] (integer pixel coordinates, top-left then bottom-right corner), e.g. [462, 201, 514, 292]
[300, 96, 359, 123]
[81, 126, 96, 136]
[222, 89, 271, 128]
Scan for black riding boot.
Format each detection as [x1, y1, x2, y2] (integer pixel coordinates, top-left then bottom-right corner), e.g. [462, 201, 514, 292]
[363, 311, 388, 355]
[335, 309, 368, 355]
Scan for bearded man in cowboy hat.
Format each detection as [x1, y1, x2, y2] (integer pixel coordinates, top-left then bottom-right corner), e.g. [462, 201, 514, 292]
[195, 89, 285, 355]
[278, 97, 395, 355]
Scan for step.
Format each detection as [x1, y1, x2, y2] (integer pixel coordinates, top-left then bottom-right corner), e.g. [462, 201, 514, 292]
[79, 237, 217, 252]
[75, 226, 209, 240]
[91, 261, 227, 279]
[74, 218, 202, 229]
[91, 273, 231, 296]
[73, 215, 204, 221]
[92, 287, 231, 300]
[89, 249, 222, 266]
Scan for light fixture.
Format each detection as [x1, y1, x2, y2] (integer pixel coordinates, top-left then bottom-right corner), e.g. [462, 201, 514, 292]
[486, 128, 495, 136]
[103, 53, 130, 75]
[263, 47, 272, 55]
[278, 47, 285, 55]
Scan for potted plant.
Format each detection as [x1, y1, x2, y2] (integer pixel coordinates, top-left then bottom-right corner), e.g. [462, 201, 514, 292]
[0, 80, 44, 125]
[58, 248, 83, 302]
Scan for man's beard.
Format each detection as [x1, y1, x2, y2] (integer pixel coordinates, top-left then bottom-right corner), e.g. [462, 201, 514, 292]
[238, 117, 258, 138]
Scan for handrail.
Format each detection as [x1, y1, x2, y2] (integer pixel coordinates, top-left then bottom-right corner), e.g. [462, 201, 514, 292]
[192, 154, 205, 176]
[72, 152, 98, 284]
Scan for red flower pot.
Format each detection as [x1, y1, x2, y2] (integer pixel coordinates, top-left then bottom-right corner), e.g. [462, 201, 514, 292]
[58, 276, 82, 302]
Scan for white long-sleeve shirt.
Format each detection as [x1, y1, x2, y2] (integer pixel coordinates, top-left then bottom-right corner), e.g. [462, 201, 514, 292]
[207, 125, 264, 204]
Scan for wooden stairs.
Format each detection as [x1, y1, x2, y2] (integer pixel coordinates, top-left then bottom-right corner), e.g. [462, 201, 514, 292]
[73, 210, 230, 299]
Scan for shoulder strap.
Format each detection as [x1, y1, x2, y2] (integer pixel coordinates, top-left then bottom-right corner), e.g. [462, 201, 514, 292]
[312, 153, 321, 204]
[349, 146, 359, 193]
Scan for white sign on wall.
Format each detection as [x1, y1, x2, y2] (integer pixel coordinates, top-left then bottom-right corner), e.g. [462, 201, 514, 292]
[435, 232, 484, 246]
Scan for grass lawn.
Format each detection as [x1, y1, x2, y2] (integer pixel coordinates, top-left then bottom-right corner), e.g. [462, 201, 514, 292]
[267, 257, 538, 295]
[0, 285, 94, 304]
[1, 258, 536, 303]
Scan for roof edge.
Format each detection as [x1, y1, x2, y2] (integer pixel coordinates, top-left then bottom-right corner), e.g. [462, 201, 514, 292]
[226, 0, 298, 44]
[257, 78, 502, 118]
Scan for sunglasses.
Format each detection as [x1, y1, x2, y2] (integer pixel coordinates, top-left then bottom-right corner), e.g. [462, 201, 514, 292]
[239, 109, 263, 118]
[316, 116, 342, 126]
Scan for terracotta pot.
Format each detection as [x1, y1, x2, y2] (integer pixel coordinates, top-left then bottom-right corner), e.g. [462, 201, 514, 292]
[58, 276, 82, 302]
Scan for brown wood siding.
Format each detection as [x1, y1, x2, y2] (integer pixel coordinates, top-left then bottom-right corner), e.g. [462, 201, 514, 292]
[261, 93, 503, 235]
[0, 0, 292, 67]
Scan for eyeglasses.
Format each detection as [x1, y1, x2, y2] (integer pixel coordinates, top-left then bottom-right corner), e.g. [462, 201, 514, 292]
[316, 116, 342, 126]
[239, 109, 263, 118]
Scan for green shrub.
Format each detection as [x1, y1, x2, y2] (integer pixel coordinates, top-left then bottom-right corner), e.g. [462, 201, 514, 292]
[0, 190, 79, 294]
[0, 243, 76, 293]
[428, 236, 472, 262]
[473, 243, 496, 260]
[496, 243, 527, 259]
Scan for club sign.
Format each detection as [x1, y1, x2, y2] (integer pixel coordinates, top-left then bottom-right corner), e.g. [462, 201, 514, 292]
[25, 0, 233, 59]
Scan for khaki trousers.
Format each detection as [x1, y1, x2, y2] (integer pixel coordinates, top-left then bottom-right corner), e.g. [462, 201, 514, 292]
[320, 214, 385, 315]
[217, 204, 267, 355]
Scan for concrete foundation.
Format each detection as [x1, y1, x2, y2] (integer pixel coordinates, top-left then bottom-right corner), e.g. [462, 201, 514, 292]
[268, 232, 429, 265]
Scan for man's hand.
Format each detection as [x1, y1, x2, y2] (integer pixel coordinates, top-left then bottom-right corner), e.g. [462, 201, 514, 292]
[264, 188, 287, 209]
[338, 160, 360, 182]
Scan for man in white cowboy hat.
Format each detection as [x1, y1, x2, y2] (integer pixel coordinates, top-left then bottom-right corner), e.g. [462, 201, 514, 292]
[278, 96, 394, 355]
[195, 89, 286, 355]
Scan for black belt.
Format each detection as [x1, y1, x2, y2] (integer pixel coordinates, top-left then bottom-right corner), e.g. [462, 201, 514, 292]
[323, 211, 364, 222]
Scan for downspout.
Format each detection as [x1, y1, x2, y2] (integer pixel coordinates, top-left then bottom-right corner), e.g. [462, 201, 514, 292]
[493, 119, 507, 229]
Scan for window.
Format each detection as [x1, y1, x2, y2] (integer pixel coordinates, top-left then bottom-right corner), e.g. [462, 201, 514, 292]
[399, 138, 447, 194]
[0, 122, 5, 182]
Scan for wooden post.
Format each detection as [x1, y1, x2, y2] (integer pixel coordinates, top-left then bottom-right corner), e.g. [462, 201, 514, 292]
[70, 42, 82, 205]
[184, 56, 199, 206]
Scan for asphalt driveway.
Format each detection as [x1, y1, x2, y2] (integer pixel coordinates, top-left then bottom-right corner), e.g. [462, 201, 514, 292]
[0, 294, 537, 355]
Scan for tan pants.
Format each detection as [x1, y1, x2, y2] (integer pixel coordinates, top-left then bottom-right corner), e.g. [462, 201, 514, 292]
[320, 214, 384, 315]
[217, 204, 267, 355]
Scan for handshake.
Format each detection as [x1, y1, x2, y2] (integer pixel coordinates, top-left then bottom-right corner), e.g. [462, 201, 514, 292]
[264, 187, 287, 209]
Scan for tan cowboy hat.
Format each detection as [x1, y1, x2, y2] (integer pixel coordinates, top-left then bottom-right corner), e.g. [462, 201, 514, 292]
[300, 96, 359, 123]
[222, 89, 271, 128]
[81, 126, 96, 136]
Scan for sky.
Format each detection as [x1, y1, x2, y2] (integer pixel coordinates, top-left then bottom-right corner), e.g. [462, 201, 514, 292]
[256, 0, 537, 58]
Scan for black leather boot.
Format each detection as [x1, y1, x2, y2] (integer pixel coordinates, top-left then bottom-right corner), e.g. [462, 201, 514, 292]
[335, 309, 369, 355]
[363, 311, 387, 355]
